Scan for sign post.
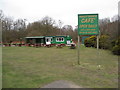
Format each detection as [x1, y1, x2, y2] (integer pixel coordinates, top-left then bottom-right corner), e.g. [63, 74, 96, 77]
[97, 35, 99, 50]
[78, 14, 99, 65]
[77, 35, 80, 65]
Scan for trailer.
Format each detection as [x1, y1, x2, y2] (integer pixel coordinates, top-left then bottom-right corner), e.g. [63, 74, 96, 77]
[25, 35, 72, 46]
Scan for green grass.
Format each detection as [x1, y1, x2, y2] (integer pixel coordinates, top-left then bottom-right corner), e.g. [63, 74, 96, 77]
[2, 45, 118, 88]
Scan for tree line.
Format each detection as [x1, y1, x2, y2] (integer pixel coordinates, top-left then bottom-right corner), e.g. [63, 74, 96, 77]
[0, 10, 119, 45]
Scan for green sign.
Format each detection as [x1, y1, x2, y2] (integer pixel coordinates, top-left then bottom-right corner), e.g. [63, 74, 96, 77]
[78, 14, 99, 35]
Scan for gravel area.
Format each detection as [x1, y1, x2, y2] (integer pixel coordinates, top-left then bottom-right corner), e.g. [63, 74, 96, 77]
[42, 80, 82, 88]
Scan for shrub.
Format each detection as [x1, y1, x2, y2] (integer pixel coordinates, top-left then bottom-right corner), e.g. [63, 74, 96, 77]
[84, 38, 92, 47]
[115, 37, 120, 46]
[111, 37, 120, 55]
[111, 40, 116, 47]
[84, 38, 89, 47]
[112, 45, 120, 55]
[70, 44, 76, 49]
[84, 36, 97, 47]
[99, 35, 111, 49]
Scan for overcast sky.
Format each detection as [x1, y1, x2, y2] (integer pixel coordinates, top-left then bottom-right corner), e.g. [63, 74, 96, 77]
[0, 0, 119, 28]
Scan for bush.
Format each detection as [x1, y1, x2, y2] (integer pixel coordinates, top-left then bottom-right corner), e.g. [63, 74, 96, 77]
[112, 45, 120, 55]
[84, 35, 120, 55]
[115, 37, 120, 46]
[111, 40, 116, 47]
[84, 38, 92, 47]
[84, 35, 112, 49]
[70, 44, 76, 49]
[99, 35, 111, 49]
[84, 36, 97, 47]
[111, 37, 120, 55]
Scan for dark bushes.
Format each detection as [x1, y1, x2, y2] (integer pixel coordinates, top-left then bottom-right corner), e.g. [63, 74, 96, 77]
[84, 35, 120, 55]
[112, 45, 120, 55]
[84, 36, 97, 47]
[84, 35, 110, 49]
[99, 35, 111, 49]
[112, 37, 120, 55]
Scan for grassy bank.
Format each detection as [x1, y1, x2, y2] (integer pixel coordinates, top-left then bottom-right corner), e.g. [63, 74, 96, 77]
[2, 45, 118, 88]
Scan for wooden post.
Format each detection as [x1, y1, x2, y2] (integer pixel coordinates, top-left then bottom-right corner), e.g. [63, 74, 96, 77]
[97, 35, 99, 50]
[97, 35, 100, 61]
[78, 35, 80, 65]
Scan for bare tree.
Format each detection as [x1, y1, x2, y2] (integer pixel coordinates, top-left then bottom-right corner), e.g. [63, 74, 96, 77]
[58, 20, 63, 35]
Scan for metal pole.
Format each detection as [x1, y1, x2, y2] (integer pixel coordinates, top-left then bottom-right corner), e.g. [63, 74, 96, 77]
[78, 35, 80, 65]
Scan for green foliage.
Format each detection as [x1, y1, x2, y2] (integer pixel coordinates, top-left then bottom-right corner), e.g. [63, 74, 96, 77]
[115, 37, 120, 46]
[80, 34, 120, 56]
[99, 35, 111, 49]
[111, 40, 116, 47]
[112, 37, 120, 55]
[112, 45, 120, 55]
[111, 37, 120, 47]
[84, 36, 97, 47]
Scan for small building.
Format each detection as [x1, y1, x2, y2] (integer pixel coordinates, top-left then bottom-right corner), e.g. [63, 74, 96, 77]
[25, 35, 72, 45]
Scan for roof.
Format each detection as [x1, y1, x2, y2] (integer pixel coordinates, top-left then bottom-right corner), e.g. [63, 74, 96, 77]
[25, 35, 70, 38]
[55, 35, 69, 37]
[25, 36, 45, 38]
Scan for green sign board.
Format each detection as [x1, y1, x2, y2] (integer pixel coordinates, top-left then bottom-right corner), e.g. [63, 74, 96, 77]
[78, 14, 99, 35]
